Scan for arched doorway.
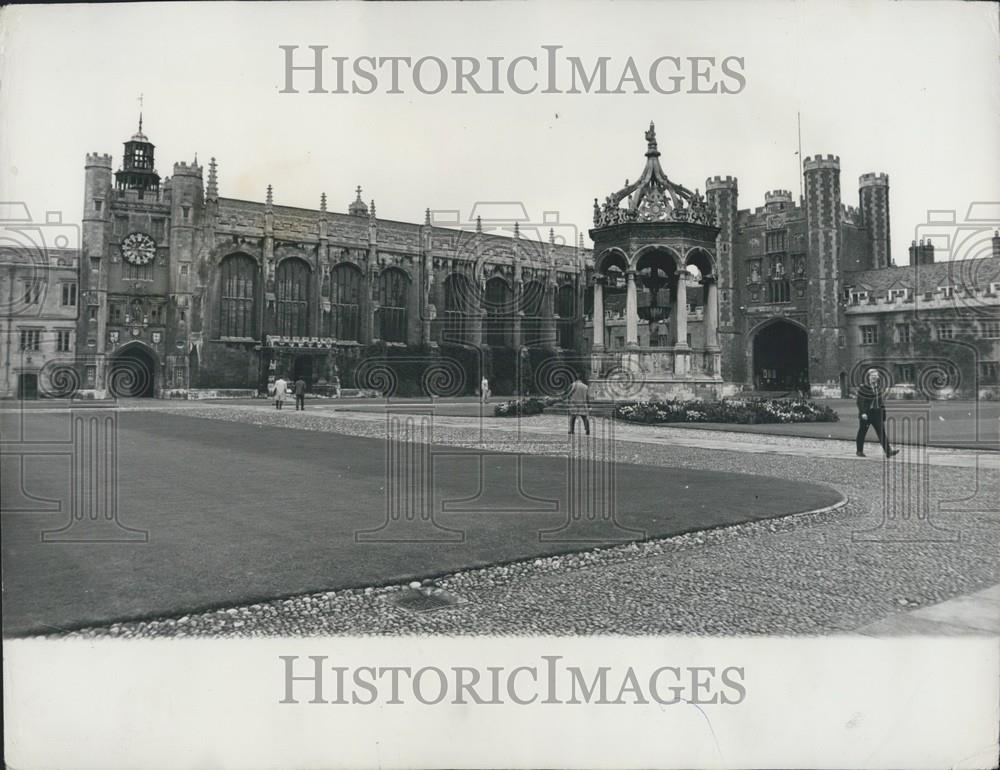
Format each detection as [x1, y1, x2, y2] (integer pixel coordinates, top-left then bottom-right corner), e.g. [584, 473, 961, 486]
[109, 344, 157, 398]
[752, 320, 808, 392]
[292, 355, 313, 385]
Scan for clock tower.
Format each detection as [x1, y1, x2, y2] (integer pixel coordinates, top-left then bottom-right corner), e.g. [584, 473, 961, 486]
[114, 113, 160, 198]
[78, 113, 192, 398]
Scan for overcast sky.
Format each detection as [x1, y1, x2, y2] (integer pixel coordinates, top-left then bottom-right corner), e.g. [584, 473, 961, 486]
[1, 1, 997, 260]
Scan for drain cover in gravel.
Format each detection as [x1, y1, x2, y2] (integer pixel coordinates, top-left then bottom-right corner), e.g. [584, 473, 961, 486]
[390, 587, 463, 613]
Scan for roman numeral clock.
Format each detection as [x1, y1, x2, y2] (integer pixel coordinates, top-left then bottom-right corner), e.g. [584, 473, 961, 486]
[121, 232, 156, 265]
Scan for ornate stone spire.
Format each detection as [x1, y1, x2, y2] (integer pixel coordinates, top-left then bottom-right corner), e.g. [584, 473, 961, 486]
[424, 208, 431, 226]
[320, 192, 327, 212]
[369, 199, 376, 219]
[593, 122, 715, 228]
[476, 215, 482, 234]
[645, 121, 659, 157]
[206, 157, 218, 199]
[265, 184, 273, 210]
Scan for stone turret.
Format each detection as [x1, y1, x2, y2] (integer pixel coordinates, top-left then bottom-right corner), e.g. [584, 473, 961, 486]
[859, 172, 890, 269]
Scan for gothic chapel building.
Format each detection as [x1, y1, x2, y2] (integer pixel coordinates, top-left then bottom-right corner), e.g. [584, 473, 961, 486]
[77, 119, 589, 398]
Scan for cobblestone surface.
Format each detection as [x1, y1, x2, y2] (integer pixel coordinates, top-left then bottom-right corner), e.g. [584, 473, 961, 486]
[54, 405, 1000, 639]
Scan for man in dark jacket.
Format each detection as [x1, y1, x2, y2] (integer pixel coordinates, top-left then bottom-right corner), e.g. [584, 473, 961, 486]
[856, 369, 899, 458]
[294, 377, 307, 411]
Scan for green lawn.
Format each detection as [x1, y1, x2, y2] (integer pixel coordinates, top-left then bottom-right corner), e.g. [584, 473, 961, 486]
[1, 409, 843, 635]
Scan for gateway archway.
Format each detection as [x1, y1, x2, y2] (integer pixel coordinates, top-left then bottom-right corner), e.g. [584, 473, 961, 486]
[752, 319, 808, 392]
[109, 344, 157, 398]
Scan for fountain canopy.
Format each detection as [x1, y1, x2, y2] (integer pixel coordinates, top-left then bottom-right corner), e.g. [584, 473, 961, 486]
[593, 122, 715, 229]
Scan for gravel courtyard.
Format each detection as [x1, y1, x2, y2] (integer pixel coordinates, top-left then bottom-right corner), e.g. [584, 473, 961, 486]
[7, 401, 999, 638]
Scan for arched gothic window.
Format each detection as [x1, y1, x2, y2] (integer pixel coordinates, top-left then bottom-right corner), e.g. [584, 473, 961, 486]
[556, 284, 576, 349]
[520, 280, 546, 345]
[275, 258, 310, 337]
[220, 254, 257, 338]
[329, 263, 363, 341]
[443, 273, 475, 343]
[484, 277, 513, 347]
[377, 268, 409, 343]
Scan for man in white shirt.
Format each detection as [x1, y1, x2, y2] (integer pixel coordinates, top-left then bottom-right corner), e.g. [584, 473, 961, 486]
[273, 376, 288, 410]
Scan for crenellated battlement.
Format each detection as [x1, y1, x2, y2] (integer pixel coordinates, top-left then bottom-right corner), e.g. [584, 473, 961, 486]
[706, 175, 738, 191]
[765, 189, 793, 204]
[859, 172, 889, 188]
[172, 161, 203, 177]
[86, 153, 113, 168]
[803, 154, 840, 171]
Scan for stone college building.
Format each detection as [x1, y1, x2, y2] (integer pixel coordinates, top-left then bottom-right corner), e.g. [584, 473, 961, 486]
[2, 119, 997, 400]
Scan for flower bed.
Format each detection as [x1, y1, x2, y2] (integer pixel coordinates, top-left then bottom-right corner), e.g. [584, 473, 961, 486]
[614, 398, 838, 425]
[493, 396, 560, 417]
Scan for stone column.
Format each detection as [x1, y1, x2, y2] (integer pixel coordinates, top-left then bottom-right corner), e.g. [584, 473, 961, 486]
[673, 269, 689, 375]
[703, 276, 721, 377]
[592, 275, 605, 350]
[625, 270, 638, 348]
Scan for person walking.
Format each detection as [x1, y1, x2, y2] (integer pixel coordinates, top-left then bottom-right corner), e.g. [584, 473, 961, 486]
[294, 376, 307, 411]
[273, 375, 287, 410]
[566, 375, 590, 436]
[480, 376, 491, 404]
[856, 369, 899, 458]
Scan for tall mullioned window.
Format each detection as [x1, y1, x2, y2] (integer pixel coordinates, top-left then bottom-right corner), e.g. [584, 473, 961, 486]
[19, 328, 41, 351]
[982, 321, 1000, 339]
[896, 323, 911, 344]
[23, 280, 42, 306]
[123, 260, 153, 281]
[765, 230, 787, 253]
[275, 258, 310, 338]
[484, 277, 513, 347]
[61, 282, 77, 307]
[557, 284, 576, 349]
[443, 273, 475, 344]
[376, 268, 409, 344]
[861, 325, 878, 345]
[520, 280, 546, 344]
[328, 263, 363, 342]
[220, 254, 257, 338]
[768, 279, 790, 304]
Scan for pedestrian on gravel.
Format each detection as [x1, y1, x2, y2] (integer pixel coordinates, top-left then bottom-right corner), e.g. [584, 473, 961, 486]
[273, 376, 288, 410]
[856, 369, 899, 458]
[566, 375, 591, 436]
[294, 377, 307, 411]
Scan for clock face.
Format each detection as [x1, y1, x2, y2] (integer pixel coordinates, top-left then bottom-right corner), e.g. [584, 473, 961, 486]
[766, 214, 784, 230]
[121, 232, 157, 266]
